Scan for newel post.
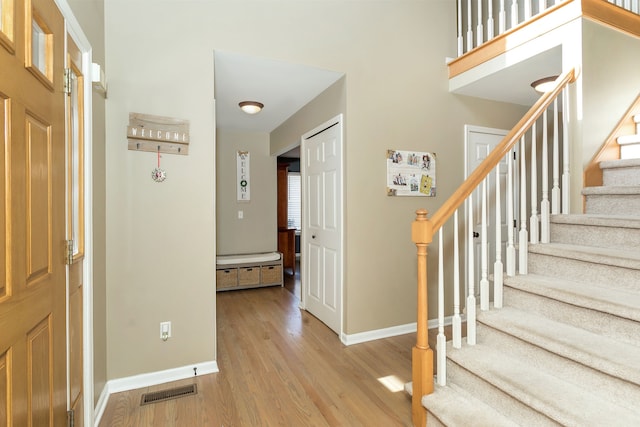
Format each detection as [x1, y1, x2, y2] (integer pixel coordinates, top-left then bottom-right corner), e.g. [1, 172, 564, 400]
[411, 209, 434, 427]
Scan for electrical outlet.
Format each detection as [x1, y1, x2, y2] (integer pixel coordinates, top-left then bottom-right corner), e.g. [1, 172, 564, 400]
[160, 321, 171, 341]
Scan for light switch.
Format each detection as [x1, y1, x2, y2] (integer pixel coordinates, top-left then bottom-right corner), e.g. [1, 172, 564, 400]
[238, 210, 243, 219]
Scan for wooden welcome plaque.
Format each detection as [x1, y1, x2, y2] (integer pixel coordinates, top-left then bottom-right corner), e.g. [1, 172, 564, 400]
[127, 112, 190, 155]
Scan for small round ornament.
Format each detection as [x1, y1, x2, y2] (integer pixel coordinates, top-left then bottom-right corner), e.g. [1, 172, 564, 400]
[152, 167, 166, 182]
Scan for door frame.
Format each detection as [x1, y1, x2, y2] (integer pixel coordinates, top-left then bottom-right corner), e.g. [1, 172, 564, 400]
[299, 114, 344, 337]
[55, 1, 95, 425]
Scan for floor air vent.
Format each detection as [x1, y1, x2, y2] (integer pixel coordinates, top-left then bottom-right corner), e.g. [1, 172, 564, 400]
[140, 384, 197, 406]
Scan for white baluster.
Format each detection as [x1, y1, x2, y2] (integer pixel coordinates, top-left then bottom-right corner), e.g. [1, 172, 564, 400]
[458, 0, 464, 56]
[519, 136, 528, 275]
[494, 163, 503, 308]
[453, 210, 462, 349]
[524, 0, 532, 20]
[487, 0, 495, 39]
[511, 0, 519, 29]
[632, 0, 639, 14]
[562, 86, 571, 214]
[538, 0, 546, 15]
[480, 178, 489, 310]
[624, 0, 631, 9]
[530, 121, 539, 244]
[467, 195, 476, 345]
[506, 151, 516, 276]
[477, 0, 484, 46]
[499, 0, 507, 34]
[467, 0, 474, 52]
[437, 230, 446, 385]
[552, 97, 560, 214]
[541, 109, 551, 243]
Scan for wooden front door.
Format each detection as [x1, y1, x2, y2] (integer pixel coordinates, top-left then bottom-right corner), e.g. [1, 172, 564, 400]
[0, 0, 67, 425]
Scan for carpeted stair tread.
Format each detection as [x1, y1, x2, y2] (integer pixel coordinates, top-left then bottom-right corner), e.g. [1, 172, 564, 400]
[528, 242, 640, 269]
[505, 273, 640, 323]
[478, 306, 640, 386]
[582, 185, 640, 195]
[422, 383, 520, 427]
[600, 158, 640, 169]
[550, 214, 640, 228]
[447, 343, 640, 426]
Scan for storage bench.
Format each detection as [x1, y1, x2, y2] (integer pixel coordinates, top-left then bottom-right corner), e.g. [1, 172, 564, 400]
[216, 252, 283, 291]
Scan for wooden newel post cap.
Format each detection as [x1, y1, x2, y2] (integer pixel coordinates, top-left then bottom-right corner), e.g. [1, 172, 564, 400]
[412, 209, 433, 245]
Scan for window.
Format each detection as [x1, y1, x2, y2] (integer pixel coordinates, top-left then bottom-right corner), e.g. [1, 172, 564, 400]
[287, 172, 301, 230]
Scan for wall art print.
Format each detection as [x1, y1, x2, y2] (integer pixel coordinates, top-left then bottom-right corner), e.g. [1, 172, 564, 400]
[386, 149, 436, 197]
[237, 150, 250, 201]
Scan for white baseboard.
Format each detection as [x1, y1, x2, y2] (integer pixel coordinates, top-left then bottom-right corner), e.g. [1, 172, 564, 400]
[341, 323, 416, 346]
[93, 360, 218, 427]
[340, 316, 458, 346]
[93, 382, 110, 427]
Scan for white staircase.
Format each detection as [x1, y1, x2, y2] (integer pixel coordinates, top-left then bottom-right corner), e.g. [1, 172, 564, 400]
[421, 158, 640, 426]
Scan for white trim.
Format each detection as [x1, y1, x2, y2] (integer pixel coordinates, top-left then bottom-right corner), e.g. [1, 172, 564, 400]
[341, 323, 416, 346]
[55, 1, 95, 426]
[107, 361, 219, 395]
[340, 315, 461, 346]
[93, 383, 110, 427]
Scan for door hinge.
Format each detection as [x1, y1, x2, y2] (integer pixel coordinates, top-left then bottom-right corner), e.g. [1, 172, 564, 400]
[67, 409, 75, 427]
[63, 68, 72, 95]
[66, 239, 74, 265]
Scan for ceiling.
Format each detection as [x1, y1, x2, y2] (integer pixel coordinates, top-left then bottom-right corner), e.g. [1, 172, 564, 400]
[214, 51, 344, 135]
[213, 46, 562, 156]
[450, 46, 563, 106]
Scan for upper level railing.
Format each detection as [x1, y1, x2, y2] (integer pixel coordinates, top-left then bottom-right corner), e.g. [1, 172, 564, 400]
[456, 0, 640, 57]
[410, 68, 577, 427]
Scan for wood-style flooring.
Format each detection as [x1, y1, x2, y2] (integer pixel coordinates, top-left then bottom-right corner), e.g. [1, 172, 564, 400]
[99, 267, 416, 426]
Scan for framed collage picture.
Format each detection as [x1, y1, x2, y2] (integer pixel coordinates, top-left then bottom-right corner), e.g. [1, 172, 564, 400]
[386, 149, 436, 197]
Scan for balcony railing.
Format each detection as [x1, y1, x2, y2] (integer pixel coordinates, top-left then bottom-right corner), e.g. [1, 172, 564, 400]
[456, 0, 640, 57]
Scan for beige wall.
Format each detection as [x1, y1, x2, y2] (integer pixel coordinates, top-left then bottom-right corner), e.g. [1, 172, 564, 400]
[67, 0, 107, 405]
[271, 78, 346, 156]
[267, 5, 528, 333]
[102, 0, 531, 379]
[104, 3, 216, 379]
[216, 130, 277, 254]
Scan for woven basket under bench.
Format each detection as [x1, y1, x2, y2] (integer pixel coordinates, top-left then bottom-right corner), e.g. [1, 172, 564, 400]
[216, 252, 283, 291]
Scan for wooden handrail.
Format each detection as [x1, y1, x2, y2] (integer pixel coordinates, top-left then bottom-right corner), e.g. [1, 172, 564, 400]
[431, 68, 577, 233]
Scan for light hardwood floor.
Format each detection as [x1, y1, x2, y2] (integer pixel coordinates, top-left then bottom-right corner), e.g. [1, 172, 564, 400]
[99, 275, 416, 426]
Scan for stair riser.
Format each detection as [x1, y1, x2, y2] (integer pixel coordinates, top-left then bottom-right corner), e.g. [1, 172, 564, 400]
[585, 194, 640, 215]
[528, 251, 640, 291]
[550, 222, 640, 250]
[602, 166, 640, 186]
[446, 359, 558, 427]
[476, 320, 640, 406]
[503, 286, 640, 347]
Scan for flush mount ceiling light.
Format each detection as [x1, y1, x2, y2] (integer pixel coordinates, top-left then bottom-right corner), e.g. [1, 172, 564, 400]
[239, 101, 264, 114]
[531, 76, 559, 94]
